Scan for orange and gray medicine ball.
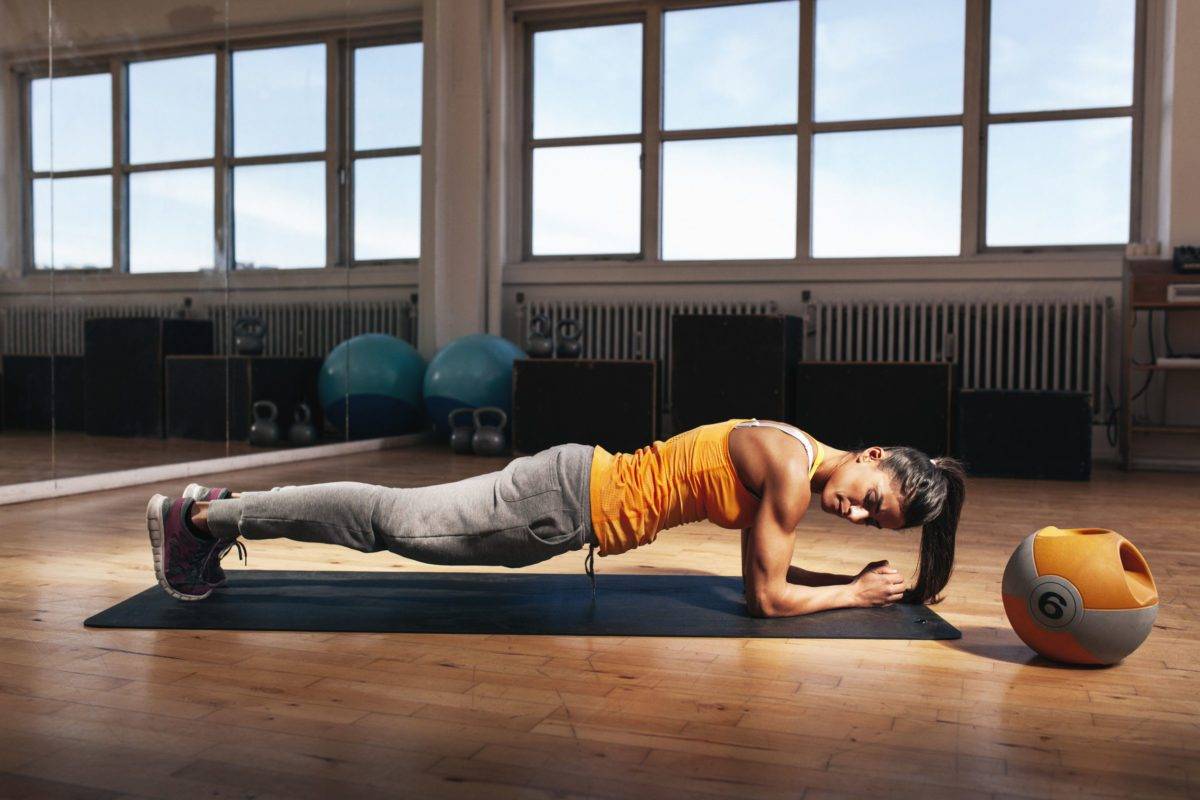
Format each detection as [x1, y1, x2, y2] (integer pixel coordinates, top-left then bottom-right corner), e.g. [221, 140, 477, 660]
[1001, 526, 1158, 665]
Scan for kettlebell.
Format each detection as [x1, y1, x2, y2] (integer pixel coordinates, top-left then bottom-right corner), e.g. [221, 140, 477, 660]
[471, 407, 508, 457]
[288, 402, 319, 447]
[528, 313, 554, 358]
[448, 407, 475, 454]
[249, 400, 280, 446]
[234, 316, 267, 356]
[556, 319, 583, 359]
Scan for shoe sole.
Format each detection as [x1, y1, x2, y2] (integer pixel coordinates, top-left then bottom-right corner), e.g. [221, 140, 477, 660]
[146, 494, 211, 602]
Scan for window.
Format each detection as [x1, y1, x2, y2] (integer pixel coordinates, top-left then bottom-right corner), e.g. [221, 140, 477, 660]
[29, 72, 113, 269]
[353, 42, 423, 261]
[985, 0, 1137, 246]
[24, 31, 422, 273]
[528, 22, 643, 256]
[128, 54, 216, 273]
[519, 0, 1142, 260]
[232, 43, 327, 269]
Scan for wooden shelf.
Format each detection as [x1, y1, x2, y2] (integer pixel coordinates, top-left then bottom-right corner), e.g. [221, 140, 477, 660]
[1131, 425, 1200, 435]
[1120, 258, 1200, 469]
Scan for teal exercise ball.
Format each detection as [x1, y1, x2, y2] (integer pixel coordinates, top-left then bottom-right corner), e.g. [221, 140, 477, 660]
[319, 333, 426, 439]
[423, 333, 526, 434]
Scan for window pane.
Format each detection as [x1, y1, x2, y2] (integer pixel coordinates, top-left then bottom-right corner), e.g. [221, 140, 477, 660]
[31, 73, 112, 172]
[130, 168, 214, 272]
[355, 156, 420, 260]
[662, 136, 796, 260]
[986, 118, 1130, 246]
[532, 24, 641, 139]
[355, 43, 422, 150]
[32, 176, 112, 269]
[129, 55, 215, 164]
[233, 44, 325, 157]
[814, 0, 964, 122]
[233, 162, 326, 268]
[812, 127, 961, 257]
[531, 144, 640, 255]
[664, 1, 798, 130]
[990, 0, 1134, 113]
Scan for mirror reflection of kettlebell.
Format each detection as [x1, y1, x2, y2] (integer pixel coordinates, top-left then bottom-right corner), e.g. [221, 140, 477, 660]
[448, 408, 475, 454]
[288, 402, 318, 447]
[472, 407, 508, 457]
[528, 313, 554, 359]
[234, 316, 267, 356]
[249, 400, 280, 446]
[556, 319, 582, 359]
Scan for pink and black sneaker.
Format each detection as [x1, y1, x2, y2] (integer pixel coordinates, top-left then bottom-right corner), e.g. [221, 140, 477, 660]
[146, 494, 220, 601]
[182, 484, 236, 587]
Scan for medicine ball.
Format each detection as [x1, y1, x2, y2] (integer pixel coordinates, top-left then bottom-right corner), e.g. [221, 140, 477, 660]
[1001, 526, 1158, 665]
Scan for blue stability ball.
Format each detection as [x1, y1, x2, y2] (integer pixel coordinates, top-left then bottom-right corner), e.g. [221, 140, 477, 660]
[319, 334, 426, 439]
[423, 334, 527, 434]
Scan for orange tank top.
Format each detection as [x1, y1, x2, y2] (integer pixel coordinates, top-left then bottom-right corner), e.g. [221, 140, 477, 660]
[588, 419, 825, 557]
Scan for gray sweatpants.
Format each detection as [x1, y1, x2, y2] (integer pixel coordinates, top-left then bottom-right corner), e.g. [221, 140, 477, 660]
[206, 444, 597, 569]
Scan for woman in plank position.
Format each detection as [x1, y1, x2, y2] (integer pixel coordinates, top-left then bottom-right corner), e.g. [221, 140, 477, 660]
[147, 418, 966, 617]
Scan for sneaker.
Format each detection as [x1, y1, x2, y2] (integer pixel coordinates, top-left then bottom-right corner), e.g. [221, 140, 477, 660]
[146, 494, 218, 601]
[182, 484, 233, 587]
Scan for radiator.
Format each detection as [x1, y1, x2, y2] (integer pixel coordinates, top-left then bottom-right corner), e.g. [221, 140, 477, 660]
[520, 299, 779, 414]
[807, 298, 1112, 417]
[520, 297, 1112, 421]
[0, 299, 417, 358]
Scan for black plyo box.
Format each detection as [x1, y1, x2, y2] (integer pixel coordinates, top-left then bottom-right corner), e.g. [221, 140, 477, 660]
[671, 314, 801, 431]
[165, 356, 324, 442]
[795, 361, 957, 457]
[955, 389, 1092, 480]
[512, 359, 656, 454]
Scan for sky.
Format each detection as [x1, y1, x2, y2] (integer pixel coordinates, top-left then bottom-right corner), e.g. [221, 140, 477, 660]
[30, 0, 1136, 270]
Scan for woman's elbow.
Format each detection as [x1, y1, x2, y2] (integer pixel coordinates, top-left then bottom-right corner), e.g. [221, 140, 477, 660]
[747, 590, 782, 618]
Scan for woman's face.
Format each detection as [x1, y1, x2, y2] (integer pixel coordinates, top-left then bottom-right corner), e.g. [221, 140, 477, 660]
[819, 447, 905, 530]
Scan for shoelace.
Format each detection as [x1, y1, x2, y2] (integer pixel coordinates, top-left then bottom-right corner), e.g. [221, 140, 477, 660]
[585, 542, 596, 601]
[200, 538, 248, 578]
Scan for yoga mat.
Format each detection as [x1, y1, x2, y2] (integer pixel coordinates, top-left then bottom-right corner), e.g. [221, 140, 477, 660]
[85, 571, 960, 638]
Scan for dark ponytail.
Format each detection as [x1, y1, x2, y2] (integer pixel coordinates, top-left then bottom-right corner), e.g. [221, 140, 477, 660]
[870, 447, 967, 604]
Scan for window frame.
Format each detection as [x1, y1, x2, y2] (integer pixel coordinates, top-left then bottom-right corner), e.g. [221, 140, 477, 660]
[17, 24, 423, 275]
[514, 0, 1147, 263]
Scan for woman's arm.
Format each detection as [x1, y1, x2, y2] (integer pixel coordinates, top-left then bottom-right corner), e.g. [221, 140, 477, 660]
[739, 458, 905, 618]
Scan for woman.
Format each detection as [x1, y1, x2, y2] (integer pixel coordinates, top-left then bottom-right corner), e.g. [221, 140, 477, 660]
[147, 418, 966, 617]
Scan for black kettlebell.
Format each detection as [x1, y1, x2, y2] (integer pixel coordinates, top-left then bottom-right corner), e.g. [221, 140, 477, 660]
[234, 316, 267, 356]
[556, 319, 583, 358]
[471, 406, 508, 456]
[249, 400, 280, 446]
[448, 407, 475, 454]
[528, 313, 554, 359]
[288, 402, 318, 447]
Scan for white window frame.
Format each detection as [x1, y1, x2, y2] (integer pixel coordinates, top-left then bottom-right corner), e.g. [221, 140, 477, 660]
[17, 25, 422, 275]
[514, 0, 1147, 264]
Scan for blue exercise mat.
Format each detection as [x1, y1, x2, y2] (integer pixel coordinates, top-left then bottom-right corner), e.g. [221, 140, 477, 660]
[84, 570, 961, 639]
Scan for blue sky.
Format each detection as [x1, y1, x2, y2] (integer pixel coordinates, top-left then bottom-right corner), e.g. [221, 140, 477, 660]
[31, 0, 1135, 269]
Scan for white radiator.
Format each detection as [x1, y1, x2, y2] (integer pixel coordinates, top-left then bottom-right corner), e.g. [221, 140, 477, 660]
[521, 299, 779, 413]
[806, 298, 1112, 417]
[0, 299, 417, 357]
[521, 297, 1112, 421]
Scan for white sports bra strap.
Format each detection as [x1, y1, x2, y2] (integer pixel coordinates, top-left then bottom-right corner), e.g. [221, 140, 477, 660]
[734, 419, 814, 467]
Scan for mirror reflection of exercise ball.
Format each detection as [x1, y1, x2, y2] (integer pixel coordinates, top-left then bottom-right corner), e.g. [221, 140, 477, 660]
[1001, 526, 1159, 665]
[318, 334, 426, 439]
[423, 334, 526, 436]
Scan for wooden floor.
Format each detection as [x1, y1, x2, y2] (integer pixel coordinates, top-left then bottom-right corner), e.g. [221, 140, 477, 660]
[0, 445, 1196, 799]
[0, 431, 292, 484]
